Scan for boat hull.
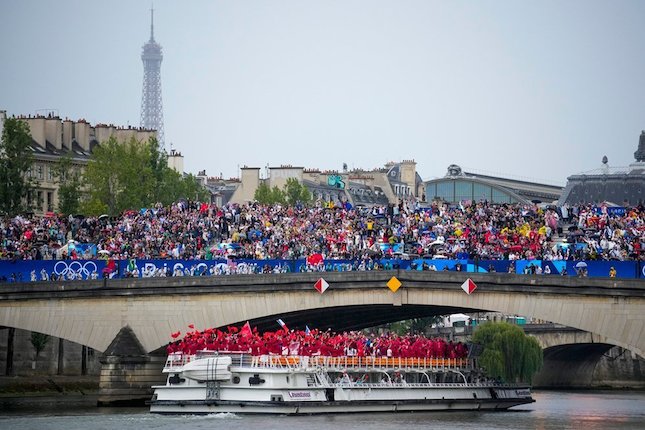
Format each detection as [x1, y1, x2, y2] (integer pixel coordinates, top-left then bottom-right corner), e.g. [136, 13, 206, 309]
[150, 385, 534, 415]
[150, 397, 534, 415]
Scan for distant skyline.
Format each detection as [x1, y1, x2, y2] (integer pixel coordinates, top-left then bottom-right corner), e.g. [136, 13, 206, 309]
[1, 1, 644, 185]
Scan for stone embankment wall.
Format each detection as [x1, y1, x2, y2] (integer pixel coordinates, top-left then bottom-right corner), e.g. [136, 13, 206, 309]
[588, 346, 643, 389]
[533, 345, 645, 389]
[0, 327, 101, 378]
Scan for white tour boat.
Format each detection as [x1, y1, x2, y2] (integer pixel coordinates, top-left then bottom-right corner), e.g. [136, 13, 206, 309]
[149, 351, 534, 414]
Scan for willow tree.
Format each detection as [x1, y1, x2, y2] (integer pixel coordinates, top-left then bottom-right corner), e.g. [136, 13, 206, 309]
[472, 321, 543, 383]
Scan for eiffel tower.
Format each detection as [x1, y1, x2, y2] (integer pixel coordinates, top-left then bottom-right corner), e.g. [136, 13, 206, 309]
[140, 7, 165, 149]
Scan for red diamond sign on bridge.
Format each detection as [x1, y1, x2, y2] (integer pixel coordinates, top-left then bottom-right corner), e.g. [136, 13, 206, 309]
[461, 278, 477, 295]
[314, 278, 329, 294]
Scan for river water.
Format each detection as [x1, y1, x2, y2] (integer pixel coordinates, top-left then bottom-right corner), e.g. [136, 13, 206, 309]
[1, 390, 644, 430]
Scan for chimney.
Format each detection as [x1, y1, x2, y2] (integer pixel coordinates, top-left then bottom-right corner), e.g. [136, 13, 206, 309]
[74, 121, 91, 152]
[25, 117, 46, 148]
[62, 119, 73, 149]
[45, 116, 63, 150]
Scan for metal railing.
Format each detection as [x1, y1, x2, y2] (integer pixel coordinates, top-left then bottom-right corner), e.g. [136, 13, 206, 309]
[164, 352, 471, 372]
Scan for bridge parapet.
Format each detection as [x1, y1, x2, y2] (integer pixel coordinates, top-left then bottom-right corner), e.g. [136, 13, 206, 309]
[1, 270, 643, 300]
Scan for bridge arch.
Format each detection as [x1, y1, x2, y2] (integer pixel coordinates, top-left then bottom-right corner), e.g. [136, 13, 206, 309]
[533, 343, 617, 388]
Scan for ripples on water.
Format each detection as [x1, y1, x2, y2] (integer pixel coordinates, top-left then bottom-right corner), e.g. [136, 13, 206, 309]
[1, 391, 644, 430]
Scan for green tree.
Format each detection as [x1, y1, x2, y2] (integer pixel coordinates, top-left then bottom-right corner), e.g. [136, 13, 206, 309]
[146, 137, 167, 201]
[472, 321, 543, 383]
[270, 186, 286, 204]
[0, 118, 36, 215]
[254, 182, 273, 204]
[82, 136, 208, 215]
[53, 152, 82, 215]
[156, 168, 209, 204]
[145, 137, 209, 204]
[82, 136, 154, 215]
[284, 178, 311, 205]
[254, 182, 286, 204]
[254, 180, 311, 205]
[30, 332, 50, 360]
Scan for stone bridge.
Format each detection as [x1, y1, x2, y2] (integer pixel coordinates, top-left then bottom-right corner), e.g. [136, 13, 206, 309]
[0, 271, 643, 403]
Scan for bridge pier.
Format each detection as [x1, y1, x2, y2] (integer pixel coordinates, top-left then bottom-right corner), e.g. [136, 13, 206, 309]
[97, 326, 166, 406]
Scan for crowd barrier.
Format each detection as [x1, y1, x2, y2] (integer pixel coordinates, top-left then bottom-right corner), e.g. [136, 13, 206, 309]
[0, 257, 643, 282]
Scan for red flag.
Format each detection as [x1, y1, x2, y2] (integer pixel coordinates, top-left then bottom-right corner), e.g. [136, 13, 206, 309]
[240, 321, 252, 338]
[188, 324, 195, 329]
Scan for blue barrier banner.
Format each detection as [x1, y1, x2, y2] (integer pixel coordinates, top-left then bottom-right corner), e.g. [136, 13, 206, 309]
[0, 258, 641, 282]
[516, 260, 542, 275]
[543, 261, 567, 275]
[565, 260, 638, 279]
[409, 259, 468, 271]
[0, 259, 109, 282]
[470, 260, 512, 274]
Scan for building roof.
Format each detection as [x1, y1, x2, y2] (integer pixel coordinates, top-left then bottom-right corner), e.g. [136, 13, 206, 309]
[462, 171, 563, 202]
[558, 135, 645, 206]
[424, 165, 562, 204]
[558, 161, 645, 206]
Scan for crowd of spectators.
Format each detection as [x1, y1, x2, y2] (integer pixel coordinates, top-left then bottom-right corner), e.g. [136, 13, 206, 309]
[166, 325, 469, 359]
[1, 200, 643, 264]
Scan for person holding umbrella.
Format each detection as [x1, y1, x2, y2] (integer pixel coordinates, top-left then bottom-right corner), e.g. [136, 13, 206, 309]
[575, 261, 588, 277]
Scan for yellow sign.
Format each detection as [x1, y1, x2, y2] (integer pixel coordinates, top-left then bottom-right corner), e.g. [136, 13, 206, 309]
[387, 277, 402, 293]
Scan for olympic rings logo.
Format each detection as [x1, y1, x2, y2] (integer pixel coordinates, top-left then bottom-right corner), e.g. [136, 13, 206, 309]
[53, 261, 98, 279]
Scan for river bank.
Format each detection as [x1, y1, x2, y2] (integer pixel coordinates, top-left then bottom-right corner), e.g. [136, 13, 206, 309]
[0, 375, 98, 397]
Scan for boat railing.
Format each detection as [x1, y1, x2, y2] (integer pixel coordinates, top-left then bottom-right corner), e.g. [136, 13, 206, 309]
[336, 381, 457, 388]
[313, 356, 469, 370]
[249, 355, 471, 371]
[332, 381, 503, 389]
[164, 352, 471, 372]
[163, 352, 192, 372]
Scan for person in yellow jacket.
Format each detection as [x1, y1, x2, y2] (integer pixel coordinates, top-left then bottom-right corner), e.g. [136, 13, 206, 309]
[609, 267, 617, 278]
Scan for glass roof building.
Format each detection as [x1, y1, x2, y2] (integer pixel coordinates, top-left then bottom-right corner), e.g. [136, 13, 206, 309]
[424, 165, 563, 205]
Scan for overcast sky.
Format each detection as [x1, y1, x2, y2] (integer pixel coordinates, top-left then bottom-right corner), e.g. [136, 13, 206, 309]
[2, 1, 644, 185]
